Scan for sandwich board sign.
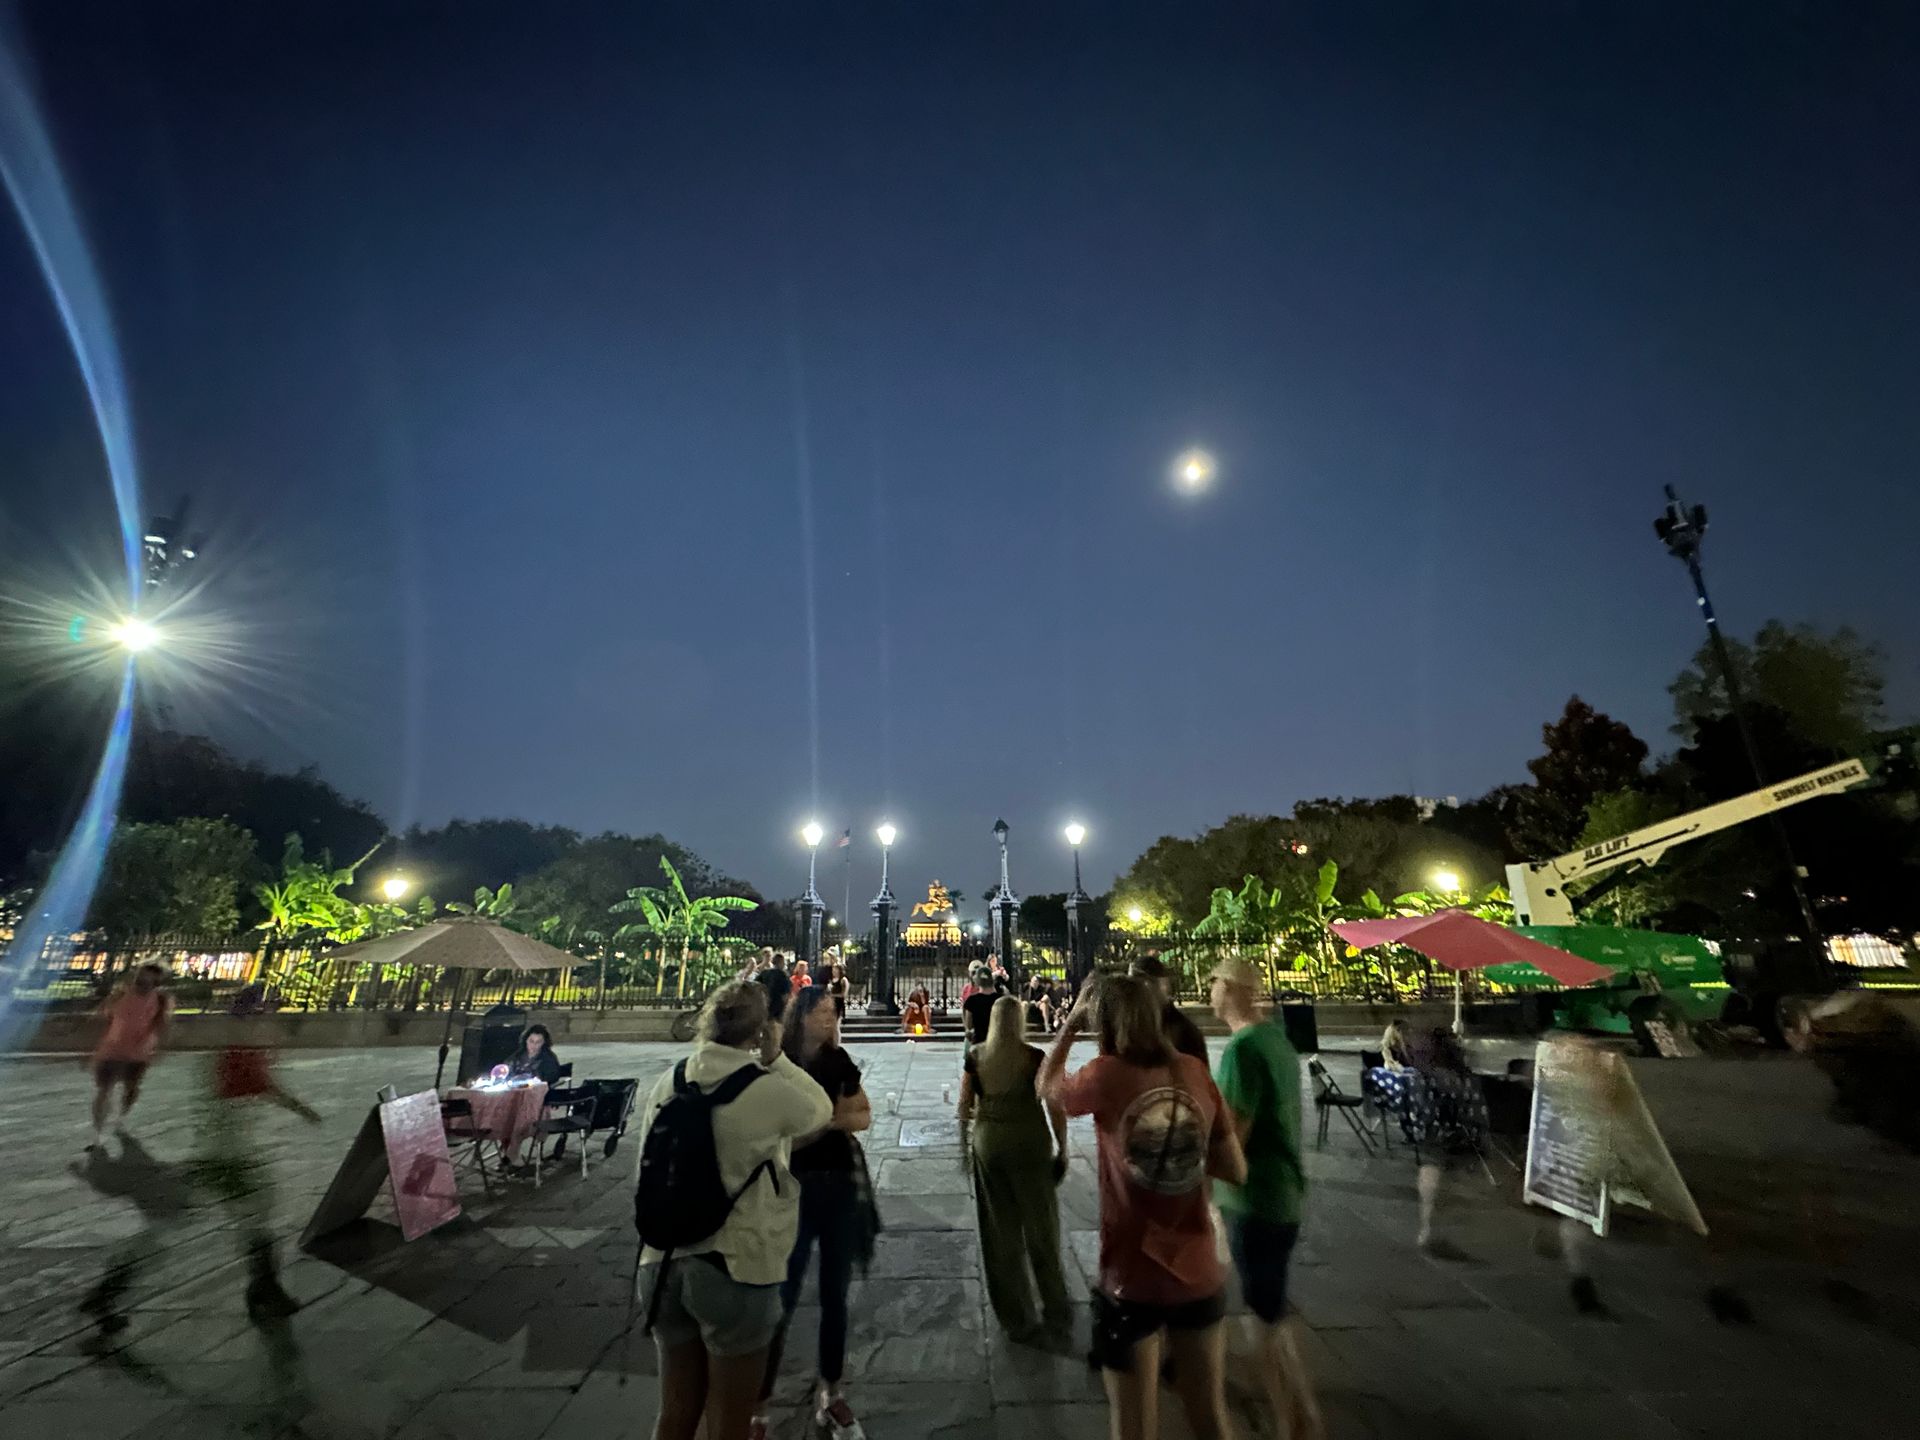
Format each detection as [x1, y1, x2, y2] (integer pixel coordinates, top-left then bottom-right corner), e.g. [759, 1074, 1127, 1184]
[1523, 1040, 1706, 1238]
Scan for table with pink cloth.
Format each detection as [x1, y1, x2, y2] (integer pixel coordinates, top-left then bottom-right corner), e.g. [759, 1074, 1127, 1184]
[447, 1081, 548, 1155]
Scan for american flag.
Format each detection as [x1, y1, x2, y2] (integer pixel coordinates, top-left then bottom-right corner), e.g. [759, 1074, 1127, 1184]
[836, 828, 852, 848]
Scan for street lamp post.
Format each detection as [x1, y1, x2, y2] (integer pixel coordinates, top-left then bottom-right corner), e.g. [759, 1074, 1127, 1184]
[1064, 822, 1094, 995]
[381, 874, 411, 903]
[867, 823, 899, 1016]
[797, 822, 826, 969]
[1656, 487, 1826, 972]
[989, 819, 1019, 980]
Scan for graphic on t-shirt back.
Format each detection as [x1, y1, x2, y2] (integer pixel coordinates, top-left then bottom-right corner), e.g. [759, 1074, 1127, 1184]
[1118, 1085, 1207, 1195]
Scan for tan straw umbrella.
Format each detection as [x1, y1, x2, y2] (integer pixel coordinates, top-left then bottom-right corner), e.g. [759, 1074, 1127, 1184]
[328, 916, 580, 1088]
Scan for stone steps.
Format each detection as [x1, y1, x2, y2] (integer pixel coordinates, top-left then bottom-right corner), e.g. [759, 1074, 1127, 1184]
[838, 1015, 965, 1044]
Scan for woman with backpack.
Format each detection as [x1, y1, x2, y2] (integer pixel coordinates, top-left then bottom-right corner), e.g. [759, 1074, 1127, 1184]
[959, 993, 1072, 1344]
[1041, 974, 1248, 1440]
[751, 982, 877, 1440]
[636, 981, 832, 1440]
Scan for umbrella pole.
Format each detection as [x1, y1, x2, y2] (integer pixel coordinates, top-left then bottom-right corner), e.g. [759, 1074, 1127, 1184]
[434, 970, 465, 1091]
[1453, 969, 1464, 1037]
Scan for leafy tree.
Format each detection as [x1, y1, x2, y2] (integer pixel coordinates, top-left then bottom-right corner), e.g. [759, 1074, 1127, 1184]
[399, 819, 579, 908]
[87, 818, 258, 937]
[254, 835, 378, 941]
[1112, 803, 1501, 929]
[610, 856, 758, 997]
[1669, 621, 1886, 757]
[446, 882, 517, 920]
[122, 731, 387, 868]
[1508, 697, 1649, 858]
[1427, 784, 1530, 865]
[515, 832, 758, 937]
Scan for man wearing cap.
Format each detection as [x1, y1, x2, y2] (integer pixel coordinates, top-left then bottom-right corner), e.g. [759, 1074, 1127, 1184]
[1128, 953, 1209, 1065]
[1209, 956, 1324, 1440]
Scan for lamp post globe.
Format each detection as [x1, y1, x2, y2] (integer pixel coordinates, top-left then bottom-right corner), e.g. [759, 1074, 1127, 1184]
[108, 616, 160, 653]
[797, 821, 827, 967]
[381, 875, 410, 903]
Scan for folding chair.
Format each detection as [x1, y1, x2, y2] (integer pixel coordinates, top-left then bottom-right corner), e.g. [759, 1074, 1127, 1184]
[441, 1097, 500, 1194]
[582, 1078, 641, 1159]
[534, 1078, 597, 1187]
[1308, 1058, 1378, 1156]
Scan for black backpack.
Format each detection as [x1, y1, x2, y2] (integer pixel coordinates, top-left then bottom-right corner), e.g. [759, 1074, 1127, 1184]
[634, 1060, 775, 1254]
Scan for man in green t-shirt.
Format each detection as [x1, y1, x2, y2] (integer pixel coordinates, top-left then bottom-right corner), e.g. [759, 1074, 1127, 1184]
[1210, 957, 1324, 1440]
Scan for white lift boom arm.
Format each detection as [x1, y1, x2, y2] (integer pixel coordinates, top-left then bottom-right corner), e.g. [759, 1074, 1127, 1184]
[1506, 759, 1869, 926]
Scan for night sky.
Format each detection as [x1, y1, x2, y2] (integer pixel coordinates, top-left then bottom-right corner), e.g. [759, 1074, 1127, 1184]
[3, 2, 1916, 902]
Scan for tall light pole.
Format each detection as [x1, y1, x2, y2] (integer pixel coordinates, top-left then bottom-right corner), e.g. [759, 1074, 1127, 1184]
[1064, 822, 1093, 994]
[797, 822, 826, 968]
[1655, 486, 1825, 968]
[989, 819, 1019, 979]
[868, 823, 899, 1016]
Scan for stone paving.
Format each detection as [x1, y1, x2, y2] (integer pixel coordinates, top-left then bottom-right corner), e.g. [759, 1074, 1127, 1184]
[2, 1037, 1918, 1438]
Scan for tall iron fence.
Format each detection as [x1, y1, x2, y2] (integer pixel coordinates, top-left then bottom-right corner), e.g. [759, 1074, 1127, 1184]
[3, 919, 1508, 1015]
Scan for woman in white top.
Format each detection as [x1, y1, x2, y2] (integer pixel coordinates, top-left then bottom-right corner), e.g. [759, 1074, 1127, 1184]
[638, 981, 832, 1440]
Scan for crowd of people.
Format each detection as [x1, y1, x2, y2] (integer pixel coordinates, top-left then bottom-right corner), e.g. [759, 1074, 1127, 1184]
[636, 950, 1328, 1440]
[90, 940, 1920, 1440]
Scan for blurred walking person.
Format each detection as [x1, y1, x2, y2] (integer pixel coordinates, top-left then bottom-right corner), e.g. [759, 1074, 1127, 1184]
[753, 984, 878, 1439]
[959, 994, 1072, 1345]
[636, 980, 832, 1440]
[1209, 958, 1324, 1440]
[88, 963, 172, 1150]
[199, 984, 323, 1319]
[1042, 976, 1248, 1440]
[1370, 1026, 1488, 1255]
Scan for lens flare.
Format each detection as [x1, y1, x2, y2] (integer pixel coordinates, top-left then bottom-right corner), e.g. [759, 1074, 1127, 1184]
[0, 20, 146, 1049]
[107, 616, 159, 652]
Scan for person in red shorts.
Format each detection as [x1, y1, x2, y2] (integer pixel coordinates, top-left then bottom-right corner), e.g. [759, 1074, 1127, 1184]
[89, 963, 172, 1150]
[1041, 974, 1248, 1440]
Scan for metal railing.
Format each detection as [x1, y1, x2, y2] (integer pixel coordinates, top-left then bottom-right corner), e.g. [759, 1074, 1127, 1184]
[3, 923, 1513, 1015]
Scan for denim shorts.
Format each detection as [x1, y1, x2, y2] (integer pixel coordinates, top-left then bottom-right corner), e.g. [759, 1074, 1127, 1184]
[648, 1254, 782, 1356]
[1223, 1213, 1300, 1323]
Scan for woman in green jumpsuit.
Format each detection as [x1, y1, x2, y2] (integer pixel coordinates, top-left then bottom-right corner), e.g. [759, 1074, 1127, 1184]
[958, 994, 1073, 1343]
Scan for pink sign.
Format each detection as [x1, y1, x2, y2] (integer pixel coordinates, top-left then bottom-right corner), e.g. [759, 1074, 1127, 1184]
[380, 1090, 462, 1241]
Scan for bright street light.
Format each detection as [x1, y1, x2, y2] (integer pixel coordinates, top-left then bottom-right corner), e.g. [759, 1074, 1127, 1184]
[876, 822, 897, 848]
[1127, 905, 1144, 925]
[1432, 869, 1462, 894]
[108, 617, 160, 652]
[381, 875, 411, 902]
[1064, 822, 1086, 848]
[1173, 448, 1215, 492]
[802, 821, 825, 848]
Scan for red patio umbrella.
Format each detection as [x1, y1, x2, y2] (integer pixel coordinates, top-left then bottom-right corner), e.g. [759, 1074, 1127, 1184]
[1329, 910, 1614, 988]
[1330, 909, 1614, 1032]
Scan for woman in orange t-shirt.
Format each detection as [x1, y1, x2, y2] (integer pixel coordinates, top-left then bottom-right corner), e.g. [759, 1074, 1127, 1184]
[89, 964, 172, 1149]
[1040, 975, 1247, 1440]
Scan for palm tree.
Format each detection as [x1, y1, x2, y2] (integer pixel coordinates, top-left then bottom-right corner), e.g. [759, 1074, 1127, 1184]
[610, 857, 757, 998]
